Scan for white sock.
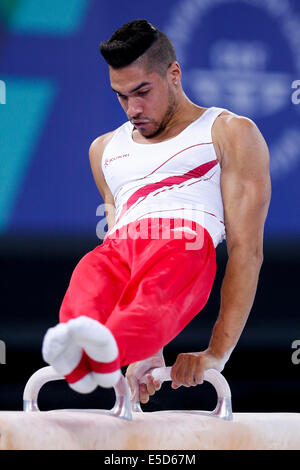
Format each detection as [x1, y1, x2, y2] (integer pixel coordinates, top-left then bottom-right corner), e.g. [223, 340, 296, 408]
[67, 316, 121, 388]
[42, 322, 97, 394]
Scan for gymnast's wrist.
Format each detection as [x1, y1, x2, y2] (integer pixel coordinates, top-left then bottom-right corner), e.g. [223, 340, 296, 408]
[205, 346, 234, 370]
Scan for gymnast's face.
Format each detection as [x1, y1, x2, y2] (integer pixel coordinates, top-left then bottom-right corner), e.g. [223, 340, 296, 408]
[109, 62, 179, 139]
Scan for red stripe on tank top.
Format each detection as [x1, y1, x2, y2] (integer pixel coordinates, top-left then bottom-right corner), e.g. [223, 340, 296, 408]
[114, 142, 214, 202]
[115, 158, 218, 224]
[146, 142, 214, 177]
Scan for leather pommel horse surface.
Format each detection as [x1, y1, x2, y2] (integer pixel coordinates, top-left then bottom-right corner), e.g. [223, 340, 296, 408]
[1, 410, 300, 450]
[1, 366, 299, 450]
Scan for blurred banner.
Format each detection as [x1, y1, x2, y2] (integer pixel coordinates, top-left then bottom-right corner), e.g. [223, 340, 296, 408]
[0, 0, 299, 241]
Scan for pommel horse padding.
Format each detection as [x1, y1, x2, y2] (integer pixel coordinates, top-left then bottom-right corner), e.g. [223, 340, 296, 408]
[0, 366, 299, 450]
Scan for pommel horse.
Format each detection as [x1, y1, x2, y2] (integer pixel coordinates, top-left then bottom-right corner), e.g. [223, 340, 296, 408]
[0, 366, 299, 450]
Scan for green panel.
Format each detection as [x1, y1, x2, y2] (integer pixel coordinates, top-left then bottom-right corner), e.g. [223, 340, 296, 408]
[0, 0, 22, 25]
[0, 78, 57, 231]
[10, 0, 89, 35]
[0, 80, 6, 104]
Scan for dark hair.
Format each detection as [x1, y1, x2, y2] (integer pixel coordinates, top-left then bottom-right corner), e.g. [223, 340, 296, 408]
[100, 19, 176, 75]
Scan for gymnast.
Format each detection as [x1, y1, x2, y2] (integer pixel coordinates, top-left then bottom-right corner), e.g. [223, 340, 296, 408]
[42, 19, 271, 405]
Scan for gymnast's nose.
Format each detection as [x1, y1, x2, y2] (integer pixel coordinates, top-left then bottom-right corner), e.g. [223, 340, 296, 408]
[127, 96, 143, 119]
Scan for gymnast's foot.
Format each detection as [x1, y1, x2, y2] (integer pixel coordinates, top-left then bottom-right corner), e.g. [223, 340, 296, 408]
[68, 316, 121, 388]
[42, 322, 97, 394]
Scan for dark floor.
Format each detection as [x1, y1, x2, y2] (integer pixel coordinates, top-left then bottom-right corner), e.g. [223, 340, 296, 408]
[0, 236, 299, 414]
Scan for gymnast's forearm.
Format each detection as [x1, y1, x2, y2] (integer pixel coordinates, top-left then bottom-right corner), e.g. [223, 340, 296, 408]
[207, 248, 263, 365]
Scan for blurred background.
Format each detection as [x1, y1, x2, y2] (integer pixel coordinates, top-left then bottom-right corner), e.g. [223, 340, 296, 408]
[0, 0, 299, 414]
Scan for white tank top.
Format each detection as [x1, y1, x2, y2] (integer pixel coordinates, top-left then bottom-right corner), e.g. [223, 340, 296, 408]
[102, 106, 226, 247]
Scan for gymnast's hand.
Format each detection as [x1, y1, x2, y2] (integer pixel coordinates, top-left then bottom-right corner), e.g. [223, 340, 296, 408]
[170, 348, 225, 389]
[126, 349, 166, 404]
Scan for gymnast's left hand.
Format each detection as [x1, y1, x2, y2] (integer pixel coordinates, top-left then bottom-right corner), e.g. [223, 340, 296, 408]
[170, 349, 225, 389]
[126, 349, 166, 403]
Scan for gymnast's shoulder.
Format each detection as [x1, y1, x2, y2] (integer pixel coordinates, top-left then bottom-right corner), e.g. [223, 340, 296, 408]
[89, 129, 117, 163]
[211, 109, 269, 167]
[88, 130, 118, 200]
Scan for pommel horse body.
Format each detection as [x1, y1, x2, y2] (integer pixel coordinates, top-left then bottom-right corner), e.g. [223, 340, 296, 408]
[0, 366, 299, 450]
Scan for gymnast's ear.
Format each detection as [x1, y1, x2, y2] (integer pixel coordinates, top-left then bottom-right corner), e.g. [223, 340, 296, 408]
[167, 61, 181, 87]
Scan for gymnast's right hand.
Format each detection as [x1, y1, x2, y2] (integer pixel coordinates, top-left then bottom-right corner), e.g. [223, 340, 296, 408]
[126, 349, 166, 404]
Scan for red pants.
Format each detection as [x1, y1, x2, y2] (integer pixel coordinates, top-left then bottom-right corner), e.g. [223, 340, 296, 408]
[59, 218, 216, 368]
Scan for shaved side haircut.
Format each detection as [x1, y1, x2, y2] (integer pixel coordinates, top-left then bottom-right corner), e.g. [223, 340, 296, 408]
[100, 19, 177, 76]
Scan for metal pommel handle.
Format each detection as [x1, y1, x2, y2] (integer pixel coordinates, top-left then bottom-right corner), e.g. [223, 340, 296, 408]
[23, 366, 62, 411]
[143, 366, 231, 397]
[23, 365, 133, 421]
[23, 365, 233, 421]
[132, 366, 233, 421]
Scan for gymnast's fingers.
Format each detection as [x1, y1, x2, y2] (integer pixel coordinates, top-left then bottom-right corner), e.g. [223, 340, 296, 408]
[139, 382, 150, 403]
[127, 374, 139, 401]
[171, 353, 204, 388]
[139, 375, 161, 403]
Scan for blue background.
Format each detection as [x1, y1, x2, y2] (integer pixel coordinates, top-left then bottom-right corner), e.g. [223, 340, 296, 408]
[0, 0, 300, 241]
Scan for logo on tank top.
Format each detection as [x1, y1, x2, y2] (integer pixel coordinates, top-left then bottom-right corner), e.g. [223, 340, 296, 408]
[165, 0, 300, 181]
[104, 153, 130, 168]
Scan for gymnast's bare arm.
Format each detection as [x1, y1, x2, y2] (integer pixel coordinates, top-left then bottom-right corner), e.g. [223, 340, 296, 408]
[89, 132, 116, 231]
[170, 113, 271, 389]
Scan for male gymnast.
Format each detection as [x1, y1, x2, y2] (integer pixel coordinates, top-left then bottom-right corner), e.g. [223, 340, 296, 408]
[42, 20, 271, 405]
